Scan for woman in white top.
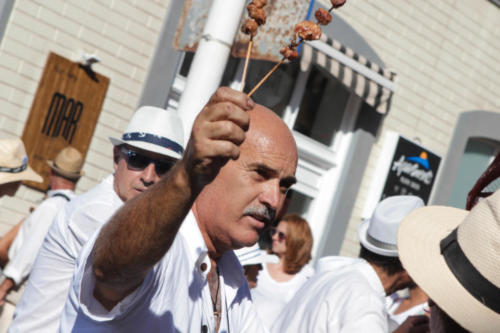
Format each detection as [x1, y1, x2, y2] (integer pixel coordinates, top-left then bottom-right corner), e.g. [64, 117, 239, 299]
[251, 213, 314, 330]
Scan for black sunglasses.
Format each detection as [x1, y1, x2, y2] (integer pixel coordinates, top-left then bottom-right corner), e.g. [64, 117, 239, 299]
[120, 147, 175, 176]
[269, 228, 286, 242]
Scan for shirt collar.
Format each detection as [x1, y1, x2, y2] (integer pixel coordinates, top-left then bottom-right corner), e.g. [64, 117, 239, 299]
[360, 259, 386, 298]
[179, 212, 248, 298]
[179, 210, 211, 277]
[47, 189, 75, 197]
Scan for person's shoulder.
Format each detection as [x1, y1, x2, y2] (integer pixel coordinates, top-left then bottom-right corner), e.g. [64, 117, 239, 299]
[314, 257, 375, 291]
[68, 176, 119, 212]
[298, 263, 315, 277]
[29, 191, 71, 214]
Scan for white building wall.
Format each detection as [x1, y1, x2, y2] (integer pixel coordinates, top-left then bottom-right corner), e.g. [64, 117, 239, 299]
[1, 0, 499, 257]
[0, 0, 170, 234]
[314, 0, 500, 256]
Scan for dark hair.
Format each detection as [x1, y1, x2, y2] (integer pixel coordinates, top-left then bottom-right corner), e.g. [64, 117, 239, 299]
[280, 213, 313, 275]
[359, 244, 404, 276]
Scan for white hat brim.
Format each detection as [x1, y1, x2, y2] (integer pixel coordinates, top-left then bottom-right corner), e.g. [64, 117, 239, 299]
[398, 206, 500, 332]
[358, 219, 398, 257]
[243, 253, 279, 266]
[0, 166, 43, 185]
[109, 137, 182, 160]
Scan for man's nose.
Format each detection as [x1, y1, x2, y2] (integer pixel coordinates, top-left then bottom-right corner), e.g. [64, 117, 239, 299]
[260, 180, 281, 213]
[141, 163, 159, 185]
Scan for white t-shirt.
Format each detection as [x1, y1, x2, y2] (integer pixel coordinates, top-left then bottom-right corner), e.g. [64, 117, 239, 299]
[4, 189, 75, 286]
[251, 262, 314, 329]
[59, 211, 267, 333]
[271, 256, 388, 333]
[9, 175, 122, 333]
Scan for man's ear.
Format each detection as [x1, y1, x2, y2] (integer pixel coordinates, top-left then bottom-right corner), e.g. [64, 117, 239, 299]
[113, 146, 121, 171]
[398, 269, 412, 284]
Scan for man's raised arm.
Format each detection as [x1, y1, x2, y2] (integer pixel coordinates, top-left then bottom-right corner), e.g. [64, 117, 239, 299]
[91, 88, 254, 309]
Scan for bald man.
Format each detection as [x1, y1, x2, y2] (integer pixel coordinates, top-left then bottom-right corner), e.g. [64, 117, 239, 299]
[60, 88, 298, 332]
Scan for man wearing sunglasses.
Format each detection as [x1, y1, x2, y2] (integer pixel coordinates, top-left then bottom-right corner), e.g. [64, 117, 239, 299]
[8, 106, 184, 333]
[59, 87, 298, 332]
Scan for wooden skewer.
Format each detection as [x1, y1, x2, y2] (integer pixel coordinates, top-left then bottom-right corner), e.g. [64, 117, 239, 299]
[240, 38, 253, 92]
[247, 58, 285, 97]
[247, 37, 304, 97]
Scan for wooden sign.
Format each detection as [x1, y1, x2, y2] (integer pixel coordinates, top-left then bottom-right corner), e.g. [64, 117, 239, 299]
[21, 52, 110, 191]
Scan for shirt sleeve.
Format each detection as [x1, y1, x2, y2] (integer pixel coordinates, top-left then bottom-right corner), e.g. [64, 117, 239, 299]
[61, 228, 181, 328]
[3, 199, 62, 285]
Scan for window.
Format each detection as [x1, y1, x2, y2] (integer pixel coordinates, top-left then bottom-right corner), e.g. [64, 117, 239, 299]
[240, 59, 300, 118]
[448, 138, 500, 209]
[294, 65, 350, 146]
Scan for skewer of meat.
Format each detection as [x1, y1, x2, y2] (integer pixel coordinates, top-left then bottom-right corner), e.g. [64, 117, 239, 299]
[247, 0, 346, 97]
[240, 0, 267, 92]
[248, 20, 322, 97]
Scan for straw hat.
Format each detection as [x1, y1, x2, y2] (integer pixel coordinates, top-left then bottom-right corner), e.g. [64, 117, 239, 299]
[358, 195, 424, 257]
[398, 190, 500, 332]
[235, 244, 279, 266]
[0, 138, 42, 185]
[46, 147, 84, 180]
[109, 106, 184, 160]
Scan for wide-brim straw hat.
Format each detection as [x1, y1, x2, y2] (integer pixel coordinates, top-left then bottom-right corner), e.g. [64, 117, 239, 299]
[0, 138, 42, 185]
[398, 190, 500, 332]
[46, 146, 84, 180]
[109, 106, 184, 160]
[358, 195, 424, 257]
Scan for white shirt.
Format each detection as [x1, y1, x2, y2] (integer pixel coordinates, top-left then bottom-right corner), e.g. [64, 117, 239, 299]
[251, 262, 314, 329]
[386, 292, 428, 330]
[9, 175, 122, 333]
[60, 211, 266, 333]
[271, 256, 388, 333]
[4, 189, 75, 285]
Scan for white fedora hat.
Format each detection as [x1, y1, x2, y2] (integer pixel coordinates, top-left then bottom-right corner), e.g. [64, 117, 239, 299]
[0, 138, 43, 185]
[358, 195, 424, 257]
[235, 244, 279, 266]
[398, 190, 500, 332]
[110, 106, 184, 160]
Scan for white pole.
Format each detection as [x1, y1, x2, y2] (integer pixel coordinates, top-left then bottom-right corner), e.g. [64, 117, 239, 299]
[177, 0, 247, 143]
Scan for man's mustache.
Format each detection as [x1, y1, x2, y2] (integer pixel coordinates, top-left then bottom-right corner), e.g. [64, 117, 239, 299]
[243, 205, 275, 225]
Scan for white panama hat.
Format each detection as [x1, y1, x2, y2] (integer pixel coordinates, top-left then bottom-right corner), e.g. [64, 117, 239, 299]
[358, 195, 424, 257]
[110, 106, 184, 160]
[398, 190, 500, 332]
[235, 244, 279, 266]
[0, 138, 42, 185]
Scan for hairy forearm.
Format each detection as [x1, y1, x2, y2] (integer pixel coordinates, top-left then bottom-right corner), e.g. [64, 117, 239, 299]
[93, 162, 196, 293]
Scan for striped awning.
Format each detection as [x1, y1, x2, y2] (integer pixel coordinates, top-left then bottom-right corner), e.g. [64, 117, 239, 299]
[301, 34, 397, 114]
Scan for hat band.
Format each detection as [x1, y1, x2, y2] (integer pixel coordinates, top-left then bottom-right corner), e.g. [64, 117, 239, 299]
[53, 161, 80, 175]
[0, 163, 27, 174]
[122, 132, 184, 155]
[440, 228, 500, 313]
[366, 233, 398, 251]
